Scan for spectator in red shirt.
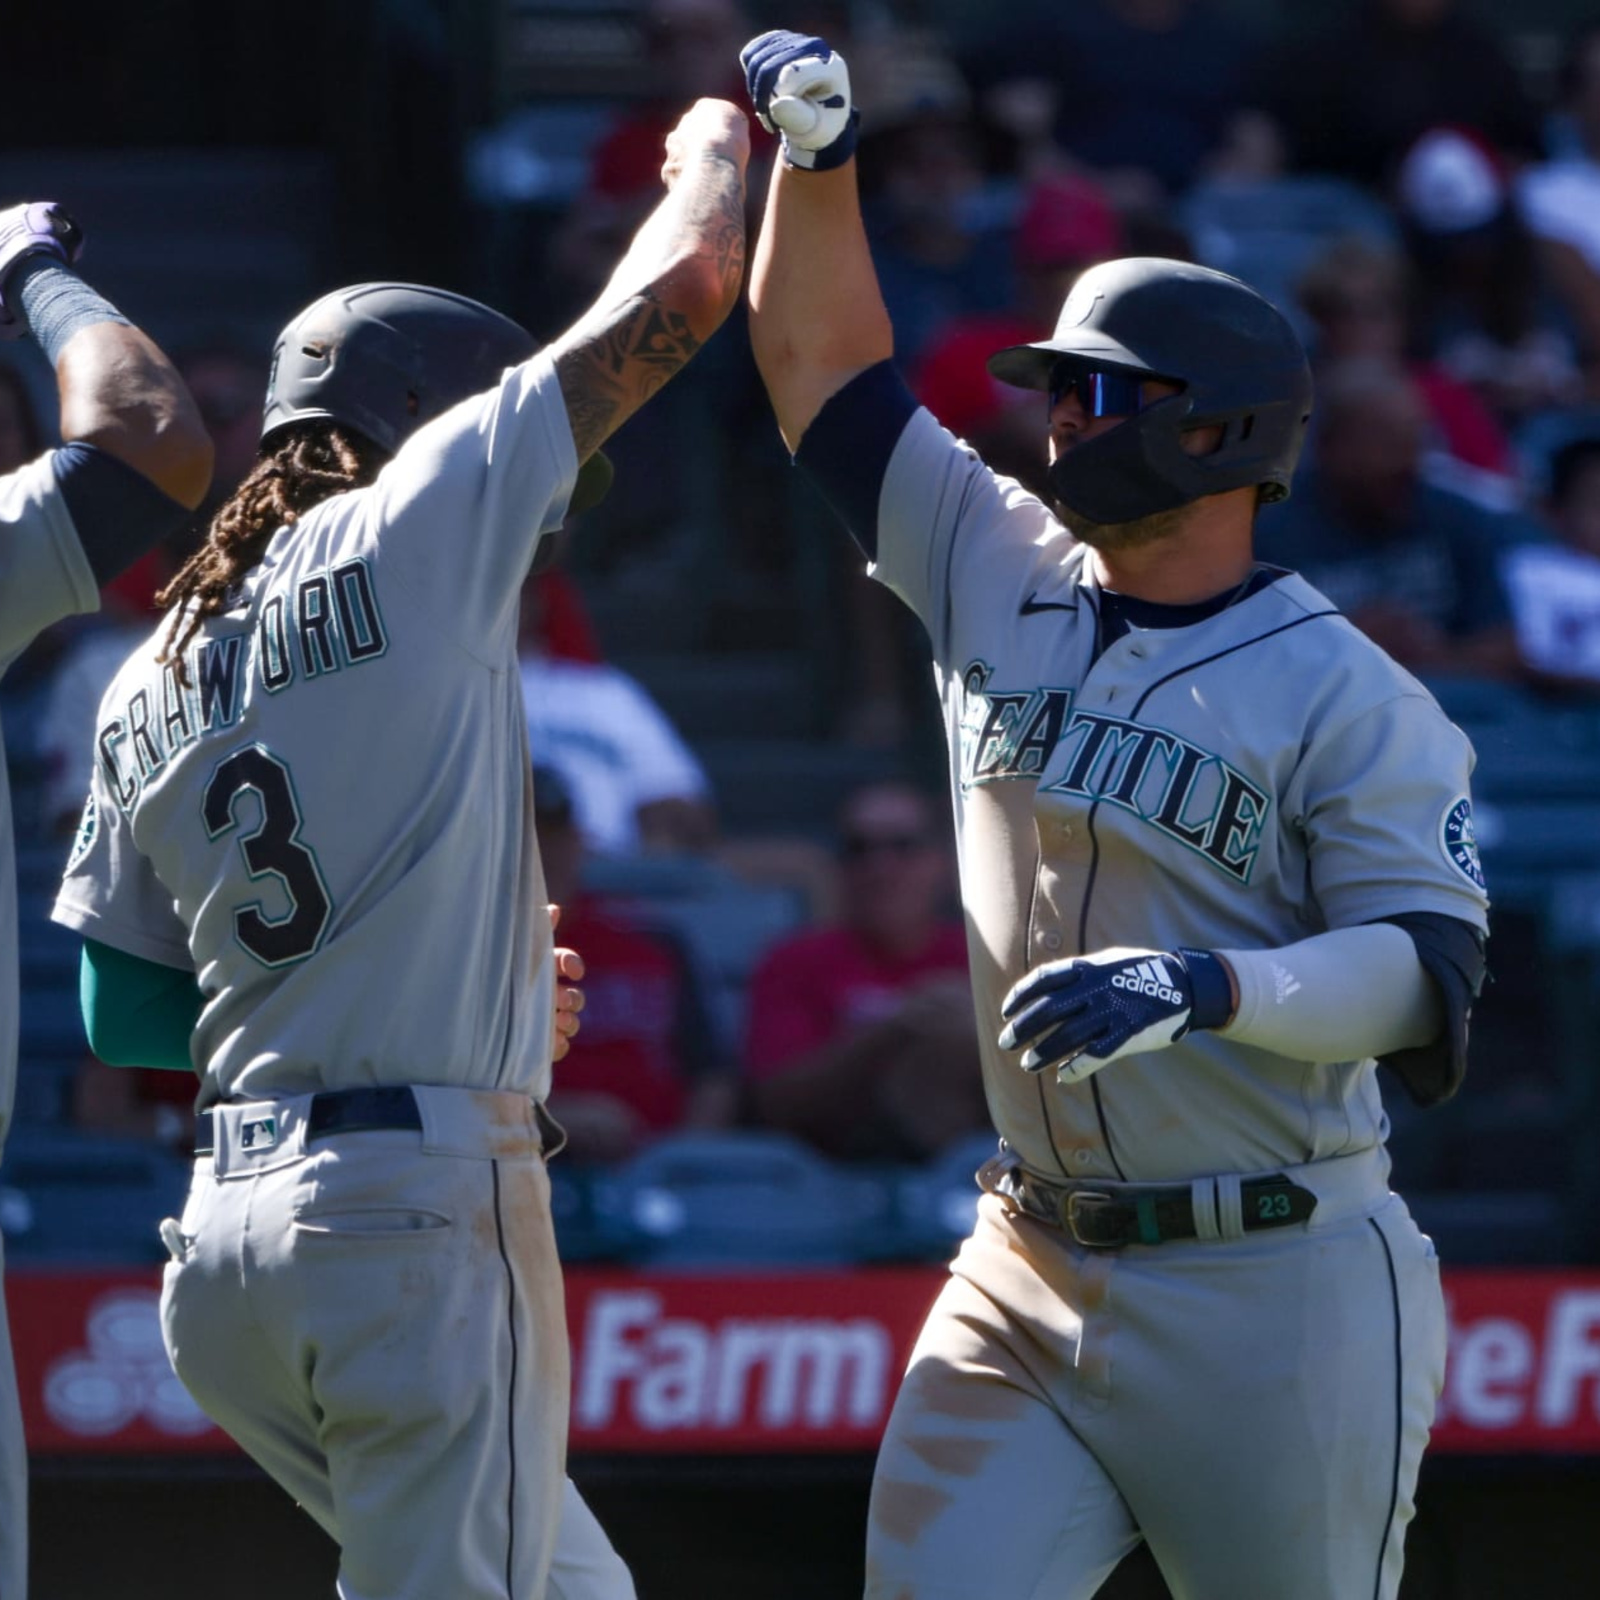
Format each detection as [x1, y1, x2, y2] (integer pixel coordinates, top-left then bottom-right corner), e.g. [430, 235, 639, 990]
[1294, 233, 1516, 497]
[742, 781, 986, 1161]
[72, 1051, 196, 1153]
[536, 766, 734, 1162]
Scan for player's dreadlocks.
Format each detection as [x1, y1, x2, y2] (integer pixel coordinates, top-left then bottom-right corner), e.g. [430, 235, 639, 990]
[156, 423, 385, 680]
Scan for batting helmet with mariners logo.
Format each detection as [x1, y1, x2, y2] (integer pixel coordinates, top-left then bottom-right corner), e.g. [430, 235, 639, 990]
[987, 257, 1311, 525]
[260, 281, 612, 511]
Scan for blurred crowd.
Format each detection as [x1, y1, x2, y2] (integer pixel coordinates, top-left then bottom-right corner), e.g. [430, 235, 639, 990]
[7, 0, 1600, 1185]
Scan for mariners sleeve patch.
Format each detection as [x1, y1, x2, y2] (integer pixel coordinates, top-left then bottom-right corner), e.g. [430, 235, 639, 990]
[65, 792, 98, 874]
[1440, 796, 1485, 891]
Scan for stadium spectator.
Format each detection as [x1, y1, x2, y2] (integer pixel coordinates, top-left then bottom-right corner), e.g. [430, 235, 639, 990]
[855, 39, 1016, 374]
[1295, 233, 1515, 496]
[547, 0, 775, 334]
[1516, 23, 1600, 385]
[1255, 356, 1524, 680]
[71, 1052, 195, 1153]
[534, 765, 734, 1162]
[1252, 0, 1541, 191]
[1394, 126, 1585, 425]
[742, 780, 985, 1162]
[1501, 435, 1600, 694]
[588, 0, 767, 211]
[518, 565, 717, 856]
[952, 0, 1266, 207]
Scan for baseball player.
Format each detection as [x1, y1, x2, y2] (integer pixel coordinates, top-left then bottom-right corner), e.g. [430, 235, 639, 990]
[50, 96, 749, 1600]
[740, 30, 1489, 1600]
[1, 201, 212, 1600]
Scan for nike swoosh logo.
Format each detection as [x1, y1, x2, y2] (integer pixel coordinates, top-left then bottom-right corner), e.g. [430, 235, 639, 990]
[1019, 593, 1076, 616]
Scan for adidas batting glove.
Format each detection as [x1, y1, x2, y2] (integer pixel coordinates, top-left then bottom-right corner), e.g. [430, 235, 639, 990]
[998, 947, 1234, 1084]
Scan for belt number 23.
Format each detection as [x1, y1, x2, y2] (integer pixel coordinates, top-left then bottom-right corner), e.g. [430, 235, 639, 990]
[203, 743, 333, 967]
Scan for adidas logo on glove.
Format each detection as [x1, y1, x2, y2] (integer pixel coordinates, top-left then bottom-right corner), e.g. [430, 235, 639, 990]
[1111, 959, 1183, 1006]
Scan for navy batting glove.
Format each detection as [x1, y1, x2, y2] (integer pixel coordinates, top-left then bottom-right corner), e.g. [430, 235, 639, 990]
[0, 202, 84, 337]
[740, 29, 859, 171]
[998, 947, 1233, 1085]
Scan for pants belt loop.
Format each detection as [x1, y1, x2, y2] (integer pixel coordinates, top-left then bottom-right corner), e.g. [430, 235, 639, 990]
[1190, 1177, 1223, 1242]
[1215, 1173, 1245, 1240]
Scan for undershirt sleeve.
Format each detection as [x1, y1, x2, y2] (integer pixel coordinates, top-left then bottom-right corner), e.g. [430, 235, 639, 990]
[794, 361, 919, 560]
[52, 441, 192, 585]
[79, 937, 204, 1072]
[1216, 923, 1440, 1068]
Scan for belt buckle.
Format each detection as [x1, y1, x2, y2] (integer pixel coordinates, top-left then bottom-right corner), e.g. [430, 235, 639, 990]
[1062, 1190, 1125, 1249]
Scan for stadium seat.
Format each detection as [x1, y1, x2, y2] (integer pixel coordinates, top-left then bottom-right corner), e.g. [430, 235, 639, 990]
[596, 1130, 901, 1266]
[548, 1161, 635, 1264]
[0, 1129, 191, 1265]
[892, 1131, 1002, 1261]
[582, 859, 810, 1046]
[18, 903, 81, 990]
[1405, 1189, 1575, 1266]
[17, 982, 89, 1068]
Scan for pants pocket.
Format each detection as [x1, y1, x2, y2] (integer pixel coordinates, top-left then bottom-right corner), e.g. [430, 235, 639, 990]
[292, 1207, 453, 1236]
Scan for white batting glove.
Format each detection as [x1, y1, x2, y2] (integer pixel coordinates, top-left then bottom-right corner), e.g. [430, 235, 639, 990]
[740, 30, 859, 171]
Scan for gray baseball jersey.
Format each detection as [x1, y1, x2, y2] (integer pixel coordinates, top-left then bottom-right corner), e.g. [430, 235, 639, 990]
[53, 353, 638, 1599]
[2, 452, 102, 1600]
[799, 388, 1487, 1599]
[53, 355, 576, 1107]
[873, 405, 1490, 1184]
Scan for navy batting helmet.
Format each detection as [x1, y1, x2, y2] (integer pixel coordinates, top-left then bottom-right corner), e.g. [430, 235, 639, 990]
[988, 257, 1311, 525]
[260, 282, 612, 512]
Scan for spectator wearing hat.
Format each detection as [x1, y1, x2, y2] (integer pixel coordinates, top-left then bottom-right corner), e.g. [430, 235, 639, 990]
[1395, 125, 1585, 426]
[534, 765, 735, 1163]
[1517, 24, 1600, 388]
[1295, 233, 1515, 504]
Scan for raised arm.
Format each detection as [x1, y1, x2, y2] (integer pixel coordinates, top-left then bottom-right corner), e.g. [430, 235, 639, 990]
[741, 30, 894, 451]
[1, 203, 212, 511]
[545, 98, 750, 464]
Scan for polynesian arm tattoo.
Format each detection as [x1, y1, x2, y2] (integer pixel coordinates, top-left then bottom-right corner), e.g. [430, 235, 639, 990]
[554, 149, 746, 462]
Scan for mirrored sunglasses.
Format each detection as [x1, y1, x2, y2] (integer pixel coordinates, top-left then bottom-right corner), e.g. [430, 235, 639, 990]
[1047, 364, 1147, 418]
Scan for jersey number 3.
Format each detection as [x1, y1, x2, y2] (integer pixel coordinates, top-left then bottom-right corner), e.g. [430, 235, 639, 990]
[203, 744, 333, 967]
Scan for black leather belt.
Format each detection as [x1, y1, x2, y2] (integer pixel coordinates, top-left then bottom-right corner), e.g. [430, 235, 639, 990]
[195, 1086, 424, 1156]
[997, 1164, 1317, 1249]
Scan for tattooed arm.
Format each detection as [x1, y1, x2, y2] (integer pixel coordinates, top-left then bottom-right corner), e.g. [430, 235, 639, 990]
[547, 98, 750, 462]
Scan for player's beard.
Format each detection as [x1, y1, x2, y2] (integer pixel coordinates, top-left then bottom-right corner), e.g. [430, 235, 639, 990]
[1055, 502, 1192, 551]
